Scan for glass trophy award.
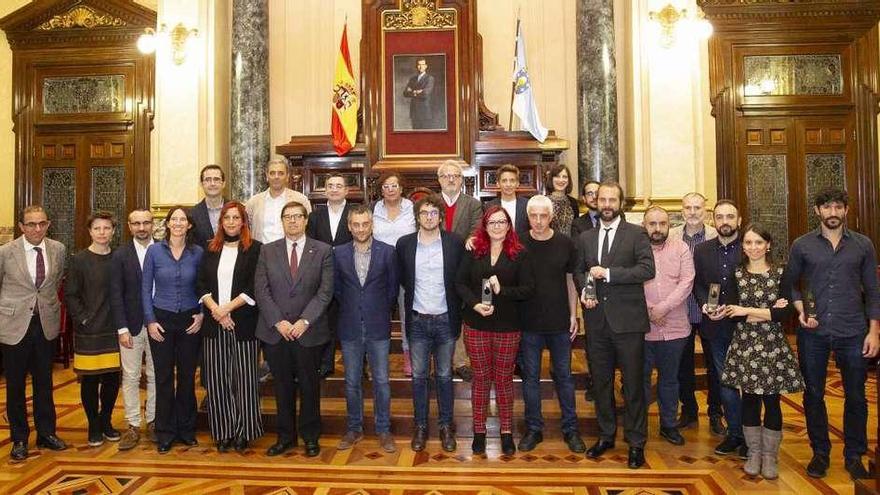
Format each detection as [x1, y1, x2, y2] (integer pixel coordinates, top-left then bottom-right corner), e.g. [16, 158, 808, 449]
[481, 278, 493, 305]
[707, 283, 721, 313]
[582, 274, 597, 301]
[803, 286, 817, 320]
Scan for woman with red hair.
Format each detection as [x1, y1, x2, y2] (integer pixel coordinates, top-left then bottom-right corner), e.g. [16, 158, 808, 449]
[456, 205, 535, 456]
[197, 201, 263, 452]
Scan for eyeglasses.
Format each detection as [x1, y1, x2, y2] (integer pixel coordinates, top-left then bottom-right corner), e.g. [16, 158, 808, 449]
[22, 221, 48, 229]
[487, 220, 509, 227]
[325, 183, 346, 190]
[438, 174, 461, 181]
[282, 213, 306, 221]
[202, 177, 224, 183]
[419, 210, 440, 218]
[584, 191, 598, 197]
[382, 184, 400, 190]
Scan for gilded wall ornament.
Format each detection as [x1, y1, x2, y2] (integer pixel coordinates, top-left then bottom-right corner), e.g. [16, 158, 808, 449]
[36, 6, 127, 31]
[383, 0, 456, 30]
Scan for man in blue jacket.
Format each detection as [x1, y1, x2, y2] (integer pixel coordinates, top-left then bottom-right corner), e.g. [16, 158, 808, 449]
[333, 204, 399, 453]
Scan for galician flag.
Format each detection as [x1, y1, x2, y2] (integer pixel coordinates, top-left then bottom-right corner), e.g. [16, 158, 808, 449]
[331, 23, 358, 156]
[511, 21, 548, 142]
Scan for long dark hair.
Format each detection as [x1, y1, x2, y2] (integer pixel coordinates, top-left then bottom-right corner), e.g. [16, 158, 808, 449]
[740, 223, 775, 269]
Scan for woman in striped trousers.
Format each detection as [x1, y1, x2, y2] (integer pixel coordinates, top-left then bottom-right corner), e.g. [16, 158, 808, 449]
[197, 201, 263, 452]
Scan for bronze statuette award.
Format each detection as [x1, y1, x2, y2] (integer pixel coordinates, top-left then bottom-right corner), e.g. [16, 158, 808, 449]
[707, 283, 721, 314]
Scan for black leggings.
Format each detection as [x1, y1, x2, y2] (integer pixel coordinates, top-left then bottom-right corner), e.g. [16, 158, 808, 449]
[81, 372, 120, 426]
[742, 392, 781, 431]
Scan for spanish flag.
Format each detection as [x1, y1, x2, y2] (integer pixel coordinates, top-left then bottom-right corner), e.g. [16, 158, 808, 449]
[331, 23, 358, 156]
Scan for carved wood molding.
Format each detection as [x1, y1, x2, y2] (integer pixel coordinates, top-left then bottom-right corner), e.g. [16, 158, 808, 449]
[698, 0, 880, 27]
[382, 0, 457, 30]
[36, 5, 126, 30]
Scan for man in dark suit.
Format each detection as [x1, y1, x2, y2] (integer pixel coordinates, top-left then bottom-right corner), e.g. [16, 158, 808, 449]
[403, 57, 435, 129]
[255, 201, 334, 457]
[692, 199, 746, 458]
[333, 204, 399, 453]
[486, 164, 529, 240]
[307, 172, 355, 377]
[0, 205, 68, 461]
[574, 182, 655, 469]
[190, 165, 228, 247]
[397, 194, 465, 452]
[436, 160, 482, 381]
[571, 180, 600, 240]
[109, 208, 157, 451]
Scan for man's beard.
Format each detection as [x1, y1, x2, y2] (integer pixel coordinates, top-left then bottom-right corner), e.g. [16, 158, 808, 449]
[649, 231, 668, 245]
[821, 215, 843, 229]
[599, 207, 620, 221]
[717, 224, 737, 238]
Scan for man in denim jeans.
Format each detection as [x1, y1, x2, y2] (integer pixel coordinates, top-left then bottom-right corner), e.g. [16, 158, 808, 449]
[396, 195, 465, 452]
[786, 187, 880, 480]
[333, 205, 399, 453]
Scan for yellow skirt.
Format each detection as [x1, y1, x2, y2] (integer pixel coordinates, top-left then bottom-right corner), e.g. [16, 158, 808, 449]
[73, 352, 121, 375]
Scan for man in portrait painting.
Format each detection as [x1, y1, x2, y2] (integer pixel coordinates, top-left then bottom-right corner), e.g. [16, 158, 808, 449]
[403, 58, 435, 129]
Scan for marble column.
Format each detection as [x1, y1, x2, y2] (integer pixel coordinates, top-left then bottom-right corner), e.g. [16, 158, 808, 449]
[576, 0, 619, 185]
[230, 0, 270, 201]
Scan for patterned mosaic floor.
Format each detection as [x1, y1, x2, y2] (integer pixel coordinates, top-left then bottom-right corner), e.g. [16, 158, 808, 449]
[0, 366, 874, 494]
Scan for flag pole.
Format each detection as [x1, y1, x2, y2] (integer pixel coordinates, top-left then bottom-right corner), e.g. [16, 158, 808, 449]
[507, 11, 521, 132]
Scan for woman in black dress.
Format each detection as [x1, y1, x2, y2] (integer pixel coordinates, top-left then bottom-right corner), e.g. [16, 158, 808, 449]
[544, 164, 579, 236]
[198, 202, 263, 452]
[65, 211, 122, 447]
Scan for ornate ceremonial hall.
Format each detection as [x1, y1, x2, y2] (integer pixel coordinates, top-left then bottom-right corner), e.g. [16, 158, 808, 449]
[1, 0, 880, 494]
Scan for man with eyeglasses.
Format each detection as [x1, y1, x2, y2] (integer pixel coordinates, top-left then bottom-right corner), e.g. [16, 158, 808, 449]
[307, 172, 356, 377]
[396, 194, 464, 452]
[255, 201, 333, 457]
[0, 205, 68, 461]
[246, 158, 312, 244]
[190, 165, 228, 247]
[109, 208, 157, 450]
[436, 160, 481, 382]
[571, 180, 601, 240]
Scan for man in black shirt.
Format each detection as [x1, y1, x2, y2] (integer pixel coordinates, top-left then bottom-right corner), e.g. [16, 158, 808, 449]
[518, 195, 586, 454]
[786, 187, 880, 480]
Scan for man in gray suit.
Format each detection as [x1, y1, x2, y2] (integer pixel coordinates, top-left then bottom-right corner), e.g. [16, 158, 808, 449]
[255, 200, 334, 458]
[436, 160, 481, 381]
[0, 205, 68, 461]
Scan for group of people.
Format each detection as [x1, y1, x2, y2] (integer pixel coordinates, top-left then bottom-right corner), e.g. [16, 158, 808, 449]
[0, 158, 877, 483]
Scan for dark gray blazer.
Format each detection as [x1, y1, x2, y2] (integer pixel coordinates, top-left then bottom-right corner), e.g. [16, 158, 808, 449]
[574, 219, 655, 334]
[189, 198, 227, 248]
[254, 237, 334, 347]
[448, 193, 482, 242]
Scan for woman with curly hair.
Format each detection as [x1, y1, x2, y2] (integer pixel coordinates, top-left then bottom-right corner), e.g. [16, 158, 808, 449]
[456, 205, 534, 456]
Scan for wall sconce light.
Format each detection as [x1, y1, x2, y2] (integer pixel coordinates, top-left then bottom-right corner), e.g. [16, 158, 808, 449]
[648, 3, 713, 48]
[137, 23, 199, 65]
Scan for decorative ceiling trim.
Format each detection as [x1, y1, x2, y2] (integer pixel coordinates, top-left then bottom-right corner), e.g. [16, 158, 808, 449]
[382, 0, 457, 30]
[36, 5, 127, 31]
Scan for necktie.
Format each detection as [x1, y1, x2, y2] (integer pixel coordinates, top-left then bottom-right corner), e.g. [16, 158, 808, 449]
[34, 246, 45, 288]
[600, 228, 612, 266]
[290, 242, 298, 279]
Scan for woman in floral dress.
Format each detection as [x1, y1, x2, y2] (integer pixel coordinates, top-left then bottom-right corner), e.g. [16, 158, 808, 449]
[721, 224, 803, 480]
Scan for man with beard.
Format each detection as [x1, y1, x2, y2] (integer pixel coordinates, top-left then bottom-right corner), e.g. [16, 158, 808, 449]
[571, 180, 600, 239]
[692, 200, 746, 459]
[785, 187, 880, 480]
[669, 193, 724, 436]
[642, 206, 694, 446]
[574, 182, 654, 469]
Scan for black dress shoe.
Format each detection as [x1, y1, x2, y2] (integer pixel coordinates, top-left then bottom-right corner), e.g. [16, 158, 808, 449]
[563, 432, 587, 454]
[157, 441, 173, 454]
[178, 437, 198, 447]
[709, 415, 727, 437]
[266, 440, 295, 457]
[500, 433, 516, 456]
[36, 434, 67, 451]
[317, 366, 334, 378]
[439, 424, 456, 452]
[585, 439, 615, 459]
[304, 440, 320, 457]
[234, 437, 249, 452]
[806, 453, 829, 478]
[660, 426, 685, 446]
[217, 439, 233, 452]
[10, 441, 27, 461]
[674, 412, 698, 429]
[845, 457, 870, 480]
[628, 446, 645, 469]
[411, 425, 428, 452]
[518, 430, 543, 452]
[471, 433, 486, 455]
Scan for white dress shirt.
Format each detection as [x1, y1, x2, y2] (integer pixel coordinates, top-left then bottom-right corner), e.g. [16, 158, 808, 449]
[285, 235, 306, 267]
[23, 238, 48, 285]
[216, 245, 255, 306]
[262, 192, 289, 243]
[327, 200, 346, 241]
[500, 198, 517, 229]
[597, 215, 622, 282]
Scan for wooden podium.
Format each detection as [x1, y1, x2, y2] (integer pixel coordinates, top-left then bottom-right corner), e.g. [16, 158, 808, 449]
[276, 0, 568, 205]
